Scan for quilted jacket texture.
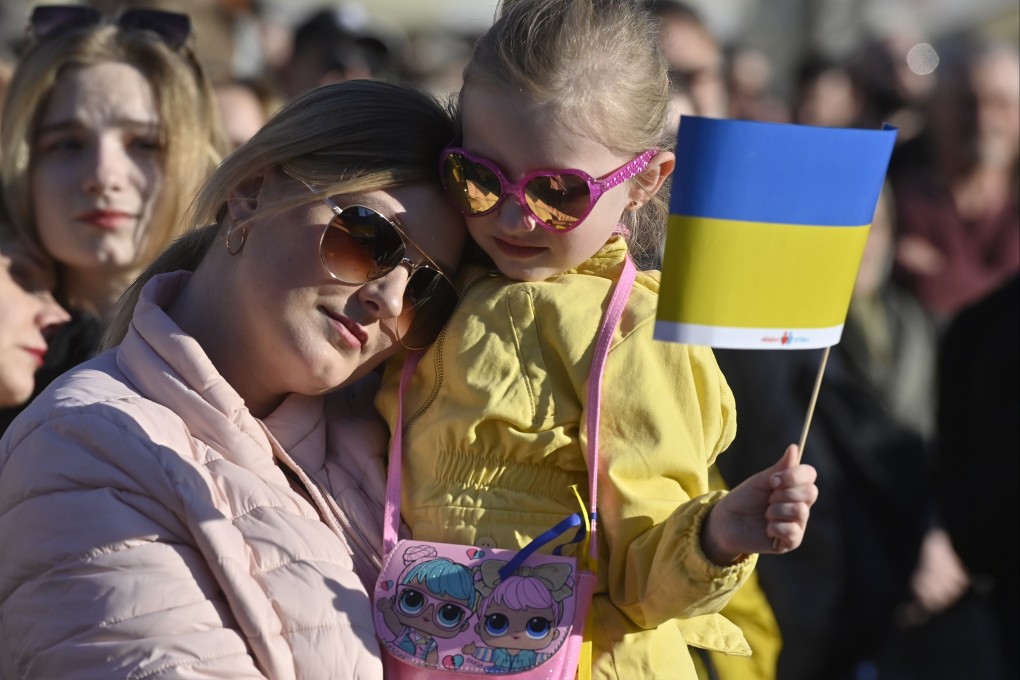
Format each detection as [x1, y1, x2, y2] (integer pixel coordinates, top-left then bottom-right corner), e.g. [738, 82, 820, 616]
[0, 271, 388, 679]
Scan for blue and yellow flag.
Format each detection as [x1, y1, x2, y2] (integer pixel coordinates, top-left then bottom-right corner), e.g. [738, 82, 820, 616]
[654, 116, 896, 349]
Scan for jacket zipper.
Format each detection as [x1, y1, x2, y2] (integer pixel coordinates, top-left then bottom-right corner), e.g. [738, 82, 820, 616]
[403, 270, 499, 434]
[303, 471, 382, 572]
[256, 420, 381, 575]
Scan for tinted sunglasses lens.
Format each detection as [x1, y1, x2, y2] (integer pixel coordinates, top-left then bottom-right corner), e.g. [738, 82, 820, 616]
[30, 6, 101, 39]
[320, 207, 404, 283]
[119, 9, 191, 48]
[320, 205, 457, 349]
[442, 153, 501, 215]
[401, 271, 459, 349]
[523, 174, 591, 230]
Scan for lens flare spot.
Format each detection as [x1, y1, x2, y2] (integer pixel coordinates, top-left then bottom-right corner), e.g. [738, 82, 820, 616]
[906, 43, 939, 75]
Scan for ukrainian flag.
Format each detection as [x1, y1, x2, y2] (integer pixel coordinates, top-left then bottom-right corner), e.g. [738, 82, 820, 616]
[654, 116, 897, 349]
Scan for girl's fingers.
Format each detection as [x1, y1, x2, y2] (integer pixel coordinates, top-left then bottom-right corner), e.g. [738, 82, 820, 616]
[765, 501, 812, 523]
[767, 520, 806, 549]
[773, 444, 800, 471]
[769, 483, 819, 505]
[770, 463, 818, 489]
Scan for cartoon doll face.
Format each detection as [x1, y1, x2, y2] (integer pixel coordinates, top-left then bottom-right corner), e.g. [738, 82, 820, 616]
[395, 579, 473, 638]
[479, 602, 559, 651]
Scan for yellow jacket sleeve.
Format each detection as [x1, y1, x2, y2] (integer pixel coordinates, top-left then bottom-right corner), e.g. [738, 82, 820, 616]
[593, 312, 753, 629]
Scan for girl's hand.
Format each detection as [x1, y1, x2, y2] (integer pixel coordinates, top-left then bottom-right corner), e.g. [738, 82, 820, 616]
[701, 444, 818, 564]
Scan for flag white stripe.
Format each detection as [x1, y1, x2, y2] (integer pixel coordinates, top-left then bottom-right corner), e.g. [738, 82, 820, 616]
[653, 321, 842, 349]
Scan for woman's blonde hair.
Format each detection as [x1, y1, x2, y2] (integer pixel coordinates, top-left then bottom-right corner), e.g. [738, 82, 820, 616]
[463, 0, 672, 268]
[0, 20, 226, 295]
[102, 79, 458, 348]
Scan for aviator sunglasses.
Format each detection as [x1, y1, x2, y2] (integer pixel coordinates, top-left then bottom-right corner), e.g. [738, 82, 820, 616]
[303, 182, 459, 351]
[439, 147, 657, 232]
[29, 5, 191, 48]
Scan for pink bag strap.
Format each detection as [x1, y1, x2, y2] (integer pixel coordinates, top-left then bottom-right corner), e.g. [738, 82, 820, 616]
[383, 348, 423, 553]
[584, 254, 635, 560]
[383, 256, 638, 558]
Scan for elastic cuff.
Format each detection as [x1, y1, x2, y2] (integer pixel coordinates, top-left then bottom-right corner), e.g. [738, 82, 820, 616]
[686, 491, 757, 579]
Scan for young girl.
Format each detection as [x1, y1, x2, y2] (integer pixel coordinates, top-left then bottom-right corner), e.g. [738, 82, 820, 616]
[377, 1, 818, 677]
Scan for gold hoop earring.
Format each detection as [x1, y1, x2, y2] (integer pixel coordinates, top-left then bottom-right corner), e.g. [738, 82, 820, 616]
[225, 223, 248, 255]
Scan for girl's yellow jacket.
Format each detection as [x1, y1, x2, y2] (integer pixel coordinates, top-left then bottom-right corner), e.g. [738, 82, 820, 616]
[378, 238, 756, 679]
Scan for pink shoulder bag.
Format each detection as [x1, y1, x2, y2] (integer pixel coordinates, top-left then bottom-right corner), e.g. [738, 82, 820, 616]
[373, 256, 636, 679]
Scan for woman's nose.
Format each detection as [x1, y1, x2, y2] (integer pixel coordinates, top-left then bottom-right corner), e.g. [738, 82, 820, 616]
[35, 291, 70, 330]
[358, 265, 410, 321]
[82, 139, 128, 194]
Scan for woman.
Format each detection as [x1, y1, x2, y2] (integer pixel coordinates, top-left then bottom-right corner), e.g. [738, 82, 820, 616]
[0, 5, 226, 430]
[0, 225, 70, 407]
[892, 41, 1020, 320]
[0, 80, 466, 679]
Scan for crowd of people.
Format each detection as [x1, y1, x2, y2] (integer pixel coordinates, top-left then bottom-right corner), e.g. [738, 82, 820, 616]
[679, 8, 1016, 680]
[645, 3, 1018, 679]
[0, 1, 1015, 679]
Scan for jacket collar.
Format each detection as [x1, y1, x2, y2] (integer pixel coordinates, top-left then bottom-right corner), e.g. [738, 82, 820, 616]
[116, 271, 325, 482]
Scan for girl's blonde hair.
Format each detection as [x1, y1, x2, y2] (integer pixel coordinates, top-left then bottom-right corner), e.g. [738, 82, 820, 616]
[0, 20, 226, 296]
[463, 0, 673, 268]
[102, 80, 458, 348]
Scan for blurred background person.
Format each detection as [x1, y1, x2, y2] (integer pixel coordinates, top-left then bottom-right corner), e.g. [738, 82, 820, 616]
[0, 5, 226, 434]
[646, 0, 729, 119]
[841, 185, 939, 440]
[724, 45, 790, 122]
[891, 39, 1020, 322]
[665, 69, 697, 132]
[214, 76, 282, 149]
[0, 207, 69, 409]
[935, 273, 1019, 680]
[793, 52, 864, 128]
[848, 29, 938, 139]
[400, 28, 476, 101]
[273, 6, 399, 99]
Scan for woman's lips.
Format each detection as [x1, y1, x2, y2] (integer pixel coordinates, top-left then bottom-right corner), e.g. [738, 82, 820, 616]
[321, 307, 367, 349]
[23, 347, 47, 368]
[77, 210, 134, 230]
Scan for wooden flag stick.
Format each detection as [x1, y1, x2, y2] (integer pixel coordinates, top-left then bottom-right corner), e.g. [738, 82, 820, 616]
[773, 345, 830, 551]
[796, 345, 831, 463]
